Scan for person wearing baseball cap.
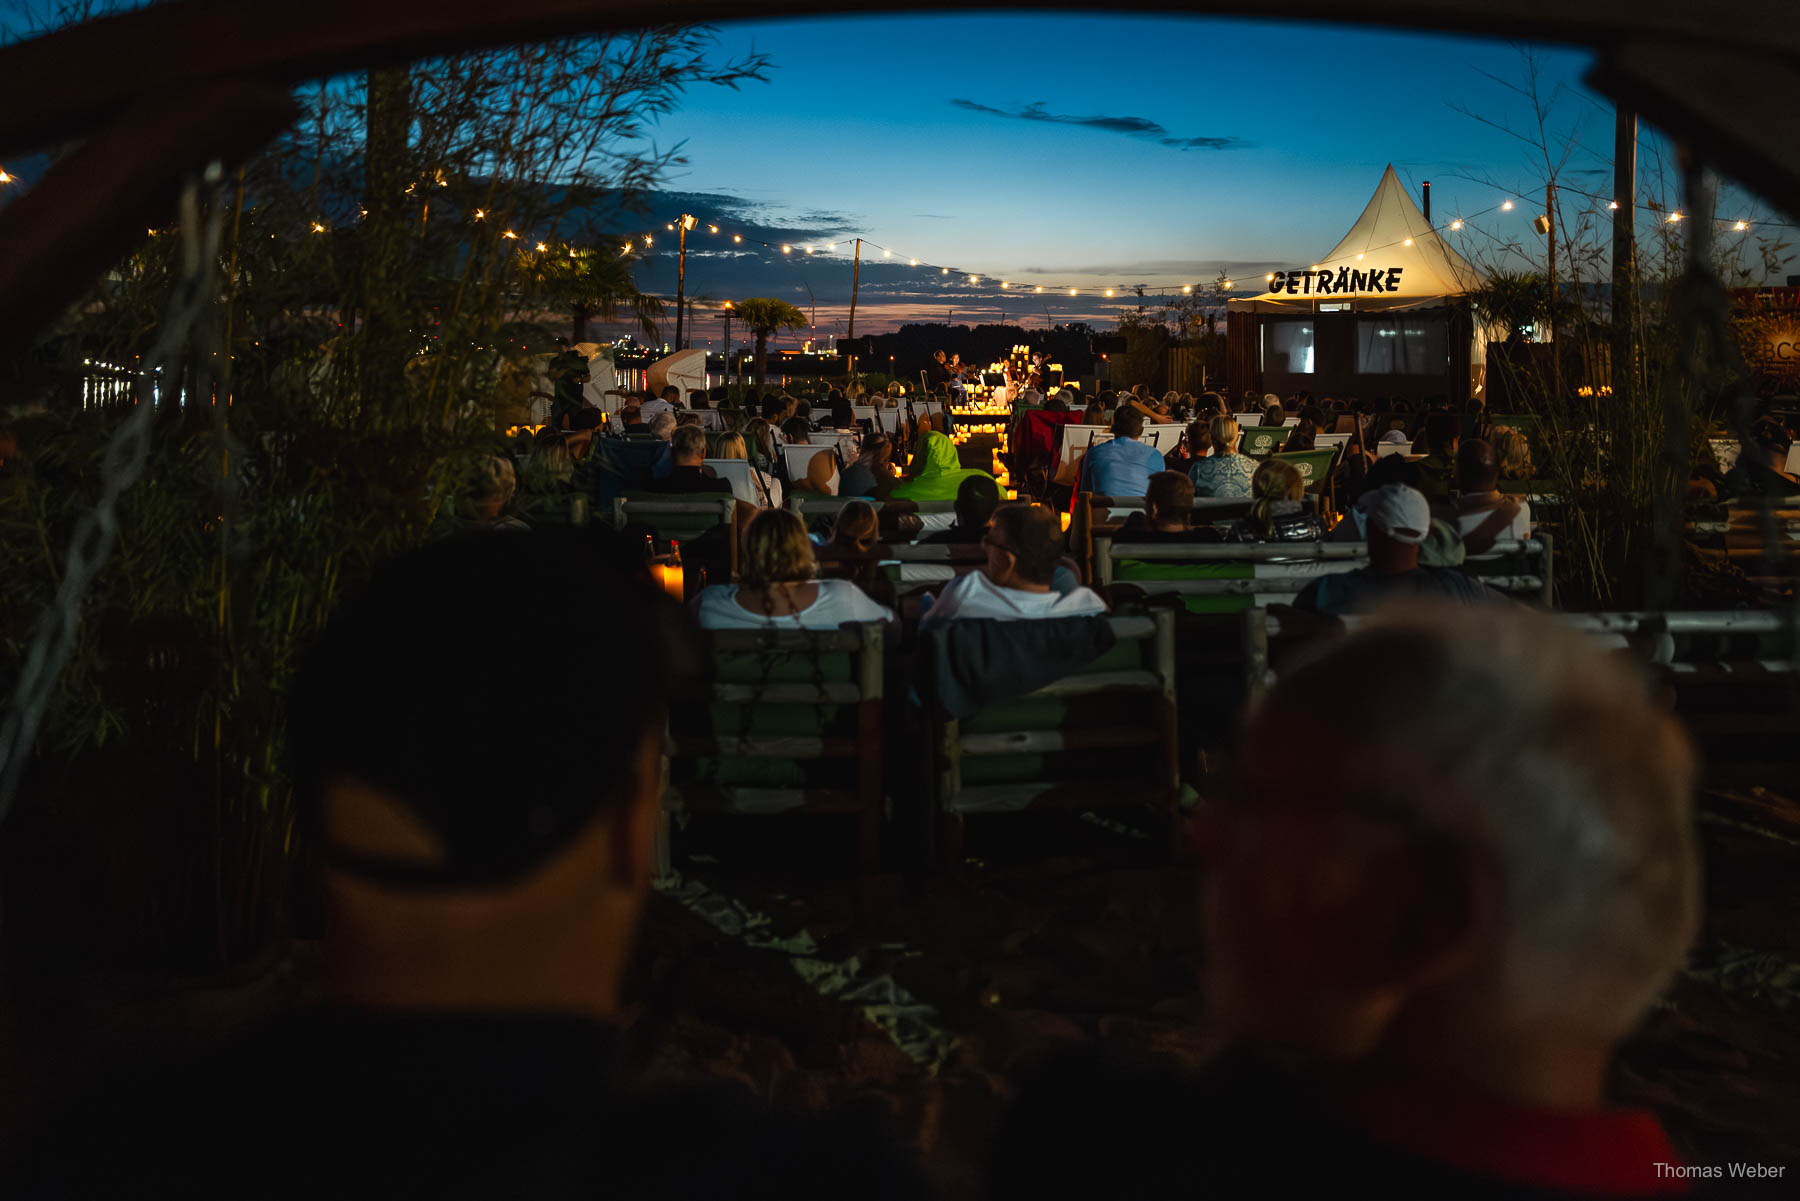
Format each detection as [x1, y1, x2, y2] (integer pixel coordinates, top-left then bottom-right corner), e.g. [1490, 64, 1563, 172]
[1295, 483, 1498, 615]
[19, 530, 926, 1201]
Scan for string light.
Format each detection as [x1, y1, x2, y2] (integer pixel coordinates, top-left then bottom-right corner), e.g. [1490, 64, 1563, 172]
[1668, 212, 1683, 223]
[882, 249, 891, 257]
[709, 224, 719, 233]
[473, 209, 486, 220]
[1000, 281, 1008, 289]
[782, 244, 791, 253]
[535, 242, 547, 252]
[0, 169, 12, 184]
[1266, 273, 1275, 281]
[1403, 238, 1413, 246]
[1450, 219, 1463, 230]
[1068, 288, 1077, 296]
[733, 234, 742, 243]
[503, 230, 519, 239]
[1356, 253, 1364, 260]
[827, 242, 837, 250]
[969, 275, 979, 284]
[1035, 286, 1044, 293]
[621, 243, 632, 254]
[310, 221, 326, 234]
[1735, 220, 1749, 231]
[1222, 279, 1232, 289]
[1501, 199, 1514, 211]
[910, 258, 919, 266]
[1607, 201, 1619, 210]
[1182, 285, 1192, 294]
[1104, 288, 1114, 297]
[665, 223, 674, 231]
[643, 235, 653, 245]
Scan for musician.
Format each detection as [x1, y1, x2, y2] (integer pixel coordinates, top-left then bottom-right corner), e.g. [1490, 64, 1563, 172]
[926, 350, 954, 394]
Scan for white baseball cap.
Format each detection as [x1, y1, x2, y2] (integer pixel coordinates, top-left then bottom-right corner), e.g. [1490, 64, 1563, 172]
[1357, 483, 1431, 544]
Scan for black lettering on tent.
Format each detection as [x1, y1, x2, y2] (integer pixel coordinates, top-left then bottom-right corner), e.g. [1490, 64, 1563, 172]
[1349, 270, 1366, 291]
[1366, 270, 1385, 293]
[1335, 267, 1351, 293]
[1315, 270, 1332, 296]
[1386, 267, 1404, 291]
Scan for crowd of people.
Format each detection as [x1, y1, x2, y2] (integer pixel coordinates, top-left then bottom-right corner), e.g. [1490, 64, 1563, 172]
[3, 525, 1716, 1199]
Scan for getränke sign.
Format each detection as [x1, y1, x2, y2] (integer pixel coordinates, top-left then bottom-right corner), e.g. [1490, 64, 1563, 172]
[1267, 265, 1404, 297]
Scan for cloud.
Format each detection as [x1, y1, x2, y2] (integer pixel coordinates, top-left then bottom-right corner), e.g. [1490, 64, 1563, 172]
[950, 99, 1248, 151]
[912, 213, 955, 220]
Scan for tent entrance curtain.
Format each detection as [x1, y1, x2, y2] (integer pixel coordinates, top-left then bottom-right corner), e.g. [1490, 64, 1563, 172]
[1354, 314, 1448, 376]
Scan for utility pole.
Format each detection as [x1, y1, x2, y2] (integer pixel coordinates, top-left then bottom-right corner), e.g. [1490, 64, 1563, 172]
[674, 213, 696, 350]
[845, 237, 862, 378]
[1612, 109, 1637, 409]
[722, 301, 733, 385]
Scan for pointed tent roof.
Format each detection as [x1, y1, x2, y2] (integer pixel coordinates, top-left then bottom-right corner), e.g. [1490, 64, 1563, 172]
[1232, 165, 1484, 311]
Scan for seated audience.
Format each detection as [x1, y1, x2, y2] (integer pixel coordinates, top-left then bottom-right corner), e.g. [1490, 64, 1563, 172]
[839, 433, 898, 501]
[454, 456, 530, 532]
[781, 416, 814, 445]
[686, 387, 709, 410]
[923, 475, 1003, 543]
[791, 448, 839, 497]
[1414, 412, 1461, 503]
[13, 532, 926, 1199]
[991, 602, 1700, 1201]
[892, 430, 993, 502]
[1282, 410, 1319, 454]
[1296, 484, 1497, 613]
[712, 432, 782, 508]
[695, 509, 894, 629]
[649, 412, 678, 442]
[816, 499, 895, 609]
[1454, 439, 1531, 541]
[1261, 401, 1286, 428]
[1083, 408, 1166, 498]
[1118, 471, 1219, 543]
[829, 393, 855, 429]
[640, 384, 678, 421]
[620, 400, 649, 434]
[920, 503, 1107, 626]
[1188, 416, 1256, 499]
[1230, 459, 1325, 542]
[642, 426, 732, 495]
[675, 412, 702, 429]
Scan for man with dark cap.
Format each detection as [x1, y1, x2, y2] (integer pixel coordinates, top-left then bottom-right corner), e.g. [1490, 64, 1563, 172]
[15, 531, 925, 1201]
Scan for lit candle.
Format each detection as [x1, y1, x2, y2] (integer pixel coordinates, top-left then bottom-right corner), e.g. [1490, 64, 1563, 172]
[654, 561, 683, 601]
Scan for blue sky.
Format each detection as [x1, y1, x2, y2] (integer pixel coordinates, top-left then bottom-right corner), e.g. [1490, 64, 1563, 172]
[2, 7, 1784, 343]
[597, 12, 1777, 342]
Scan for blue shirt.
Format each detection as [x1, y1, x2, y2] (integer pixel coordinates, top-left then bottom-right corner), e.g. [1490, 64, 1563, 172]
[1083, 435, 1166, 498]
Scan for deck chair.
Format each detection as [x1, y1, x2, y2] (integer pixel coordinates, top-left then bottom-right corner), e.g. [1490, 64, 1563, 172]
[1239, 426, 1293, 457]
[922, 610, 1181, 866]
[663, 623, 886, 871]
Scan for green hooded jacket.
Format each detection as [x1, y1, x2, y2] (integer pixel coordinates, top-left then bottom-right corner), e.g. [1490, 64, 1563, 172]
[890, 431, 995, 502]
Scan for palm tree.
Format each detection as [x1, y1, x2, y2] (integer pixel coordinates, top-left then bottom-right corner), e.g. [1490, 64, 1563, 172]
[734, 297, 807, 387]
[521, 243, 663, 344]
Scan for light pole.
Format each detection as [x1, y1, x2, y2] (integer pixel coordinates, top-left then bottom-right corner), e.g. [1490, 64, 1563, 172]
[674, 213, 697, 350]
[722, 301, 734, 385]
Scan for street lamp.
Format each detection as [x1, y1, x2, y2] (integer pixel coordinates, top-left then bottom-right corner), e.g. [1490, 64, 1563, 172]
[722, 301, 734, 384]
[674, 213, 698, 351]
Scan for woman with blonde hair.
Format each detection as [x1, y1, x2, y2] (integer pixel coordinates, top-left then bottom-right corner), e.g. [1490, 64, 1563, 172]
[693, 508, 894, 629]
[1188, 415, 1256, 498]
[713, 431, 782, 508]
[1231, 458, 1325, 542]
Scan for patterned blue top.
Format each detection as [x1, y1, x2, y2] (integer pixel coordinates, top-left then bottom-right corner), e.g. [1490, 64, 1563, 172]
[1188, 452, 1256, 498]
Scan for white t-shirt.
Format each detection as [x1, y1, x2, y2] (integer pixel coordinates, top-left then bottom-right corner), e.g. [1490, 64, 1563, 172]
[693, 579, 894, 630]
[1456, 498, 1532, 543]
[919, 569, 1109, 628]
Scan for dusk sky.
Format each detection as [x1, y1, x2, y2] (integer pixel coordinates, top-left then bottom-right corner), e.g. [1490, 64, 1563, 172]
[603, 13, 1781, 346]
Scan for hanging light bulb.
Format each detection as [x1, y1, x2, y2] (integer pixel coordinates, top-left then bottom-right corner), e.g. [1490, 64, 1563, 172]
[473, 209, 486, 220]
[1222, 279, 1232, 289]
[1668, 212, 1683, 223]
[1068, 288, 1077, 296]
[910, 258, 919, 266]
[1735, 220, 1749, 232]
[1035, 286, 1043, 293]
[709, 224, 719, 233]
[782, 244, 791, 253]
[311, 221, 326, 234]
[1266, 273, 1275, 281]
[535, 242, 547, 252]
[941, 267, 950, 275]
[969, 275, 980, 284]
[1403, 238, 1413, 246]
[665, 223, 674, 231]
[1501, 199, 1514, 211]
[827, 242, 837, 250]
[882, 248, 891, 257]
[999, 281, 1008, 289]
[621, 243, 631, 254]
[1104, 288, 1114, 297]
[643, 234, 653, 245]
[1608, 200, 1620, 210]
[1356, 253, 1364, 260]
[733, 234, 742, 243]
[1182, 285, 1192, 294]
[503, 230, 519, 240]
[1450, 219, 1463, 231]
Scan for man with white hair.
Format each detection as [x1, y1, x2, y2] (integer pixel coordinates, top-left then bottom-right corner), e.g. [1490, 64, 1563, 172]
[648, 411, 678, 442]
[991, 602, 1702, 1199]
[1295, 483, 1495, 614]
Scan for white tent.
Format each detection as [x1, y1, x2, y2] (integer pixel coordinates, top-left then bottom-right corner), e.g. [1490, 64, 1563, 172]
[1232, 164, 1485, 313]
